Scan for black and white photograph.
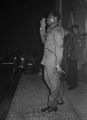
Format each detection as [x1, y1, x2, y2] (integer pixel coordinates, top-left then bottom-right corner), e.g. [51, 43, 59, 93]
[0, 0, 87, 120]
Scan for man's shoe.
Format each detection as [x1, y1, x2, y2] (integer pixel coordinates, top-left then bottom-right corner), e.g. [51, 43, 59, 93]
[68, 86, 75, 90]
[75, 84, 78, 87]
[41, 106, 50, 112]
[41, 106, 57, 113]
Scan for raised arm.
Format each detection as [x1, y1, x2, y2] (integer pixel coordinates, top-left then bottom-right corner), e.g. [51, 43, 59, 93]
[40, 18, 46, 44]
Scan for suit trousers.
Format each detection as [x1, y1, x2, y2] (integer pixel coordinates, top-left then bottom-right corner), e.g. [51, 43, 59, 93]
[67, 59, 78, 87]
[44, 66, 64, 107]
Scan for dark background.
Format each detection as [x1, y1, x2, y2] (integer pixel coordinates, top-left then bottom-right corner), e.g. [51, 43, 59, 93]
[0, 0, 56, 53]
[0, 0, 84, 53]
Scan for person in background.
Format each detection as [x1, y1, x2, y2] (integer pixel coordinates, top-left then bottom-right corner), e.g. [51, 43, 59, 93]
[67, 25, 85, 90]
[40, 10, 64, 112]
[63, 28, 73, 85]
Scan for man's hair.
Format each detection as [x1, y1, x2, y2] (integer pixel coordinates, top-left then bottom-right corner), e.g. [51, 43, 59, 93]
[49, 10, 61, 21]
[70, 24, 79, 32]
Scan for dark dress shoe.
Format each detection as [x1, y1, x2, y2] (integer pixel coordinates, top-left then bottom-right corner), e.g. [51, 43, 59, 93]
[75, 84, 78, 87]
[66, 82, 70, 85]
[41, 106, 57, 113]
[58, 99, 64, 105]
[68, 86, 75, 90]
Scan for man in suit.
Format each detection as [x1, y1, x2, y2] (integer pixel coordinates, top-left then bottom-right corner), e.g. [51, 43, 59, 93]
[40, 10, 64, 112]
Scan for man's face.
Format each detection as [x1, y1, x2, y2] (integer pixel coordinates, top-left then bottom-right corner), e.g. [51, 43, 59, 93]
[73, 27, 79, 34]
[47, 14, 57, 26]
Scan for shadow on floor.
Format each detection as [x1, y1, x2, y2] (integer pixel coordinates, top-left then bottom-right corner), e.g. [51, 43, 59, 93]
[0, 72, 20, 120]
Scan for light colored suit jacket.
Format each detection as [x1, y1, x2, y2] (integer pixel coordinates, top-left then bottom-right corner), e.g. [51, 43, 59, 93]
[41, 25, 64, 67]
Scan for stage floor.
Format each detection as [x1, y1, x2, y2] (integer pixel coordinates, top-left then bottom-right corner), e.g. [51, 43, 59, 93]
[5, 74, 81, 120]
